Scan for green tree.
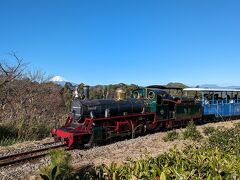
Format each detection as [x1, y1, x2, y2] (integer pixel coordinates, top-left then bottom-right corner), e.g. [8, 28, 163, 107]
[62, 82, 73, 111]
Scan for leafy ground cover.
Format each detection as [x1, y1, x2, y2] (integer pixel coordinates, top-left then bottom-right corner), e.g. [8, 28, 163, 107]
[81, 122, 240, 179]
[40, 122, 240, 179]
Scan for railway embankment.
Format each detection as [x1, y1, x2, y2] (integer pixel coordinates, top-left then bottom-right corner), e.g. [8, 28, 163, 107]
[0, 120, 239, 179]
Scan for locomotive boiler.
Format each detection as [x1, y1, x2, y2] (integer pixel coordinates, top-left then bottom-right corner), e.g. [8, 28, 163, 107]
[72, 98, 149, 120]
[71, 87, 150, 121]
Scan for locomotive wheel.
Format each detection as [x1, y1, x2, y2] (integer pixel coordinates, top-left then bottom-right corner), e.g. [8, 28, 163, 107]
[84, 135, 95, 148]
[53, 135, 60, 143]
[73, 140, 84, 149]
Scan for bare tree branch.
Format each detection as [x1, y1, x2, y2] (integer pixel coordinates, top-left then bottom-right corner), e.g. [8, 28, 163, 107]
[0, 52, 26, 87]
[27, 69, 53, 83]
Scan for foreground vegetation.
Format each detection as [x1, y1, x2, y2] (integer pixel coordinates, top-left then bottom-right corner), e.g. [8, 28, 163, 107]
[40, 148, 73, 180]
[162, 121, 203, 142]
[82, 122, 240, 179]
[41, 122, 240, 179]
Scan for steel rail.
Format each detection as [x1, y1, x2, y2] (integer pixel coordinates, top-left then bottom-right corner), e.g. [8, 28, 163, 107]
[0, 142, 66, 167]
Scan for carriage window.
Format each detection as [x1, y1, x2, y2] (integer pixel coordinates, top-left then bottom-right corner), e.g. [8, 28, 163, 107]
[133, 91, 139, 99]
[157, 95, 162, 104]
[148, 91, 155, 99]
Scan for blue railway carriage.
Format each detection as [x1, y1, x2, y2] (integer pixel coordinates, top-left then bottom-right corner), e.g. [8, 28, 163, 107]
[183, 88, 240, 120]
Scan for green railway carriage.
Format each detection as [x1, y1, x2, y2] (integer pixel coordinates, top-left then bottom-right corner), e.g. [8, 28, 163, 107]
[175, 101, 202, 121]
[132, 85, 202, 128]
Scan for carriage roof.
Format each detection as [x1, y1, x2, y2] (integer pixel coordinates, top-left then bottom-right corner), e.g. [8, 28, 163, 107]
[146, 85, 183, 90]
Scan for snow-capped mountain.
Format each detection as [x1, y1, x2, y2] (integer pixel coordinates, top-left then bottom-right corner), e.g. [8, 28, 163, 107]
[50, 75, 77, 86]
[50, 75, 66, 82]
[50, 76, 67, 86]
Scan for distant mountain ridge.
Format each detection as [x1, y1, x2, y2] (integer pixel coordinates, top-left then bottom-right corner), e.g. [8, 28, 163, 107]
[200, 84, 240, 89]
[49, 77, 240, 89]
[200, 84, 221, 88]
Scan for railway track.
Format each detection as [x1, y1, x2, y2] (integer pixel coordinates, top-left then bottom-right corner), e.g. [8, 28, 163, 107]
[0, 142, 66, 167]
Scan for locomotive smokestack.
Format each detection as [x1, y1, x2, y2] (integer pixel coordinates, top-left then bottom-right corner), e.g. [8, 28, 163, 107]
[83, 85, 90, 99]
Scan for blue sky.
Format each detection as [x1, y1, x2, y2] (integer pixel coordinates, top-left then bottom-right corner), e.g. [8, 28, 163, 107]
[0, 0, 239, 86]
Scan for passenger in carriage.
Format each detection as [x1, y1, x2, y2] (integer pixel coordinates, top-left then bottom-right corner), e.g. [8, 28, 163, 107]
[174, 97, 181, 103]
[214, 94, 219, 104]
[204, 95, 209, 104]
[227, 95, 231, 103]
[233, 94, 238, 103]
[218, 97, 223, 103]
[208, 94, 213, 104]
[223, 95, 231, 103]
[194, 95, 200, 102]
[194, 91, 200, 101]
[163, 93, 173, 101]
[229, 95, 235, 103]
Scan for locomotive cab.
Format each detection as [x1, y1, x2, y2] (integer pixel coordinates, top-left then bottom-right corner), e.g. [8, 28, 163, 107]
[145, 85, 202, 127]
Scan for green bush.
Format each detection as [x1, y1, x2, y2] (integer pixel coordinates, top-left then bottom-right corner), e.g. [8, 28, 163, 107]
[182, 121, 202, 141]
[163, 130, 179, 142]
[0, 119, 51, 146]
[0, 123, 17, 139]
[207, 127, 240, 155]
[56, 121, 240, 179]
[83, 124, 240, 179]
[83, 146, 240, 179]
[234, 122, 240, 129]
[202, 126, 216, 136]
[0, 137, 25, 146]
[0, 123, 21, 146]
[40, 148, 73, 180]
